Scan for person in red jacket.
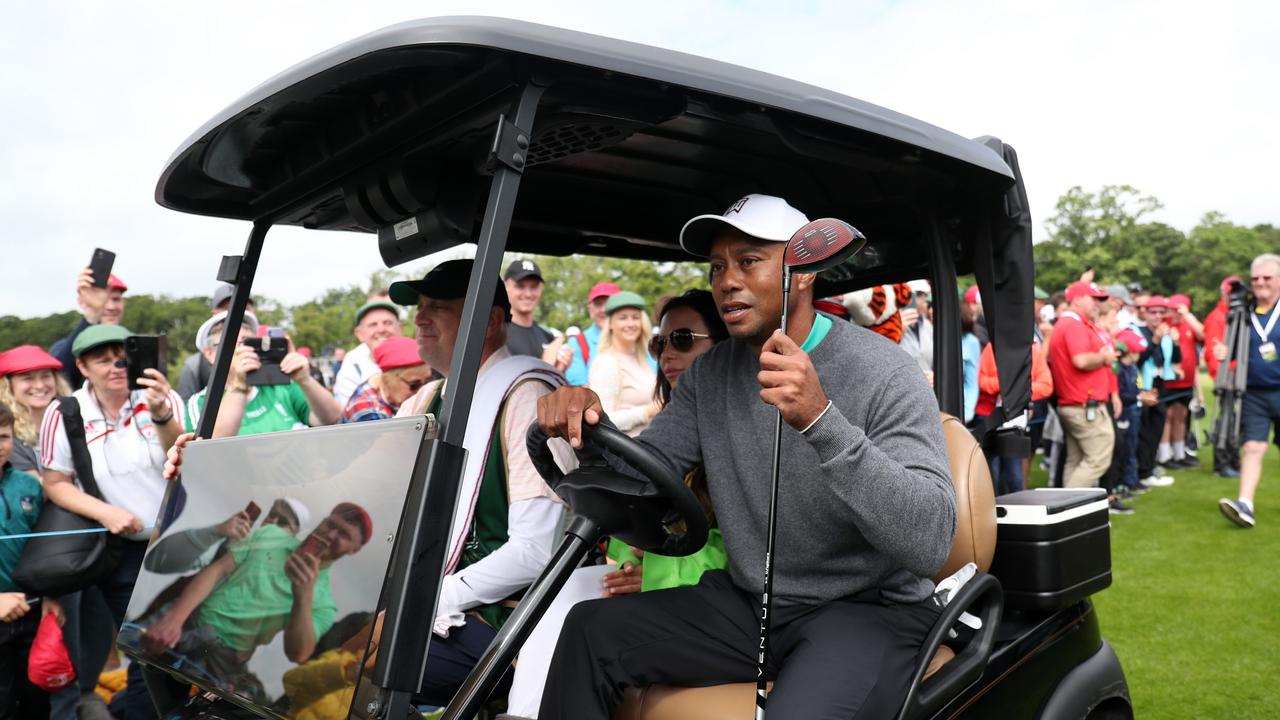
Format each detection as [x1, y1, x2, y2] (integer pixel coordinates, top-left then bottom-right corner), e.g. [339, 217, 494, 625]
[1203, 276, 1242, 477]
[975, 340, 1052, 494]
[1163, 294, 1204, 468]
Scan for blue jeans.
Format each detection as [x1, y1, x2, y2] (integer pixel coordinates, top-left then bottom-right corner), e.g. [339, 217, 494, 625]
[1122, 405, 1142, 488]
[989, 456, 1024, 496]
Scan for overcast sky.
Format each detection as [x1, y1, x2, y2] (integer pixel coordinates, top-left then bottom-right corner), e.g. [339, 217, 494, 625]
[3, 1, 1276, 318]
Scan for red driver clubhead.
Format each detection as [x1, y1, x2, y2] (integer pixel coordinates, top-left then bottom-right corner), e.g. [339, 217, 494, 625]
[784, 218, 867, 274]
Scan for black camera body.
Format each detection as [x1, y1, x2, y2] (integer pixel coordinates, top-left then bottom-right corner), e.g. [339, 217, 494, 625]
[242, 334, 291, 386]
[1226, 279, 1253, 313]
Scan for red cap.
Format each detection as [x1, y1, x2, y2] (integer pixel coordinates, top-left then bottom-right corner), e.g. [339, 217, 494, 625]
[297, 346, 313, 358]
[1144, 295, 1169, 309]
[1169, 294, 1191, 310]
[107, 274, 128, 292]
[588, 282, 621, 302]
[330, 502, 373, 546]
[963, 286, 981, 304]
[1115, 329, 1148, 354]
[1065, 281, 1108, 302]
[813, 296, 848, 317]
[372, 336, 423, 372]
[1221, 275, 1242, 293]
[0, 345, 64, 378]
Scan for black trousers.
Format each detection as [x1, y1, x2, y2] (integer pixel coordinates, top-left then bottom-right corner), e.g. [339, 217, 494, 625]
[1137, 399, 1168, 480]
[0, 610, 47, 720]
[539, 570, 940, 720]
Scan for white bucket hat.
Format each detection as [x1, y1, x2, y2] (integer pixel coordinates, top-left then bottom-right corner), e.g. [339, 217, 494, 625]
[195, 310, 260, 351]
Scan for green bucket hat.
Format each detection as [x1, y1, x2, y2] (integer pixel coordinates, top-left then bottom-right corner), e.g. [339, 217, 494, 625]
[1034, 286, 1051, 301]
[72, 324, 131, 358]
[604, 291, 646, 314]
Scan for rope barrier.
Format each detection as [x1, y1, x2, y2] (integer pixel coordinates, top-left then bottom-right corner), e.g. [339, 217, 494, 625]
[0, 526, 153, 542]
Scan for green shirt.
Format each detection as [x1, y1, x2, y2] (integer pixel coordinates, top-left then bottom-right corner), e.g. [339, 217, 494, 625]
[185, 384, 311, 436]
[1, 464, 43, 592]
[607, 529, 728, 593]
[195, 524, 337, 653]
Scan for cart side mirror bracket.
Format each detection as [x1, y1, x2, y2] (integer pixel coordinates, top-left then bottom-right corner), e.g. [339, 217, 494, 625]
[216, 255, 241, 284]
[485, 114, 531, 175]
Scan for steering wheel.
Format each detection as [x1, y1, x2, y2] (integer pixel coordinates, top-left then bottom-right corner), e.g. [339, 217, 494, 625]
[526, 420, 708, 557]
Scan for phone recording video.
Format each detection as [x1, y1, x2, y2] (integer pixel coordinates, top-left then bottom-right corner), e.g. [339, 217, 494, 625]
[242, 333, 291, 386]
[296, 534, 329, 561]
[89, 248, 116, 289]
[124, 335, 167, 391]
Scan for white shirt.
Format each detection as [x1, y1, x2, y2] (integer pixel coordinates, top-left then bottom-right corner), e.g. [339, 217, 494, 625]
[398, 347, 573, 622]
[332, 343, 379, 408]
[41, 385, 184, 541]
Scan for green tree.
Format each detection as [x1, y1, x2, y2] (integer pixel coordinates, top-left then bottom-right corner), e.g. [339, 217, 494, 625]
[289, 285, 369, 353]
[511, 254, 705, 331]
[1170, 213, 1274, 316]
[1035, 185, 1178, 295]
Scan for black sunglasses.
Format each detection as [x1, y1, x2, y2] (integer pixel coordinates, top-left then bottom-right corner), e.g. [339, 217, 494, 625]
[401, 376, 429, 394]
[648, 329, 711, 357]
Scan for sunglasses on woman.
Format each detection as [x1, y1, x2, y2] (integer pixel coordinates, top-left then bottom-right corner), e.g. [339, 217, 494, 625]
[648, 329, 711, 357]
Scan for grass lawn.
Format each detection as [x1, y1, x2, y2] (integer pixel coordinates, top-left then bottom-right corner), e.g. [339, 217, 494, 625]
[1026, 377, 1279, 719]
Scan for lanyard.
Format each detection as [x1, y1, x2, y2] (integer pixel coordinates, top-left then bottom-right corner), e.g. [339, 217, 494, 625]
[1251, 303, 1279, 342]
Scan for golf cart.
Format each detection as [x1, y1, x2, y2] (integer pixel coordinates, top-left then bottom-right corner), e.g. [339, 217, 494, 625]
[129, 16, 1131, 720]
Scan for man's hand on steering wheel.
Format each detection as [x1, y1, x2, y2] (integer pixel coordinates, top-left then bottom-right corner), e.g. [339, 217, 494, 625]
[537, 386, 606, 449]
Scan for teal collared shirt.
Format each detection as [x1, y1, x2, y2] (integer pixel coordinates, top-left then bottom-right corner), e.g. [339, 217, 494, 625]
[800, 313, 834, 352]
[1, 463, 44, 592]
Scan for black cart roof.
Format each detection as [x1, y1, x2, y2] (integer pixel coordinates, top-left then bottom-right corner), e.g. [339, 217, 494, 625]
[156, 16, 1016, 280]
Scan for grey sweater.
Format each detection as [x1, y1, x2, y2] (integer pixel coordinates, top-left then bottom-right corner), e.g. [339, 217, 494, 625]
[634, 318, 955, 607]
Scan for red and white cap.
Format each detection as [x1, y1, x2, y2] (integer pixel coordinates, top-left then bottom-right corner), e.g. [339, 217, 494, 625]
[1065, 281, 1109, 302]
[679, 194, 810, 257]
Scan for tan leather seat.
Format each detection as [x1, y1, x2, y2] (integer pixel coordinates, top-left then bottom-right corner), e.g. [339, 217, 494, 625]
[614, 413, 996, 720]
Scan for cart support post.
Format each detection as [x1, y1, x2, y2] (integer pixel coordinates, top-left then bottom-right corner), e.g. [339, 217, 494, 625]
[369, 80, 544, 717]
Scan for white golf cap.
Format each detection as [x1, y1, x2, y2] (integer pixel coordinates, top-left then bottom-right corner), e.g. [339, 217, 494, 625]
[196, 309, 259, 351]
[281, 497, 312, 530]
[679, 193, 810, 257]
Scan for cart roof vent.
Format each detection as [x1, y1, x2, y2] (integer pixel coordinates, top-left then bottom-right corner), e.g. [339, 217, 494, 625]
[528, 121, 632, 166]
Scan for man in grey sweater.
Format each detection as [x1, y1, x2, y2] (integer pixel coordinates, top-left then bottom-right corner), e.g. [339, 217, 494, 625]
[535, 194, 956, 719]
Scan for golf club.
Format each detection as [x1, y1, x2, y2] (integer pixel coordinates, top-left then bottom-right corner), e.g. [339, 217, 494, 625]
[755, 217, 867, 719]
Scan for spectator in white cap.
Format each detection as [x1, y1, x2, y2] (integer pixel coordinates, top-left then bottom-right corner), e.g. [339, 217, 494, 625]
[143, 496, 312, 575]
[177, 284, 257, 401]
[332, 296, 404, 408]
[899, 279, 934, 379]
[183, 311, 341, 437]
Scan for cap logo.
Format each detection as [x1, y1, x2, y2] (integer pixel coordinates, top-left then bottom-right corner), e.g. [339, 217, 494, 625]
[522, 260, 535, 272]
[725, 197, 749, 216]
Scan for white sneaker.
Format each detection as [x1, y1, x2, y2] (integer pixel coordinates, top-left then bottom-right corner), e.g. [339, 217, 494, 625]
[1140, 475, 1175, 487]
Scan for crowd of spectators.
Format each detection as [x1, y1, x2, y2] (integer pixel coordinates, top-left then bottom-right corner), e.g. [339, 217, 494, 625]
[2, 242, 1276, 718]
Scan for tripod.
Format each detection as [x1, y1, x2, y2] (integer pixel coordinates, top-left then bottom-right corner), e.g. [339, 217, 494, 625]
[1210, 292, 1251, 458]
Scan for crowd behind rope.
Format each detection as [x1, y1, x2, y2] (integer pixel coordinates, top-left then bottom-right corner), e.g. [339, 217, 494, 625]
[1, 240, 1276, 719]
